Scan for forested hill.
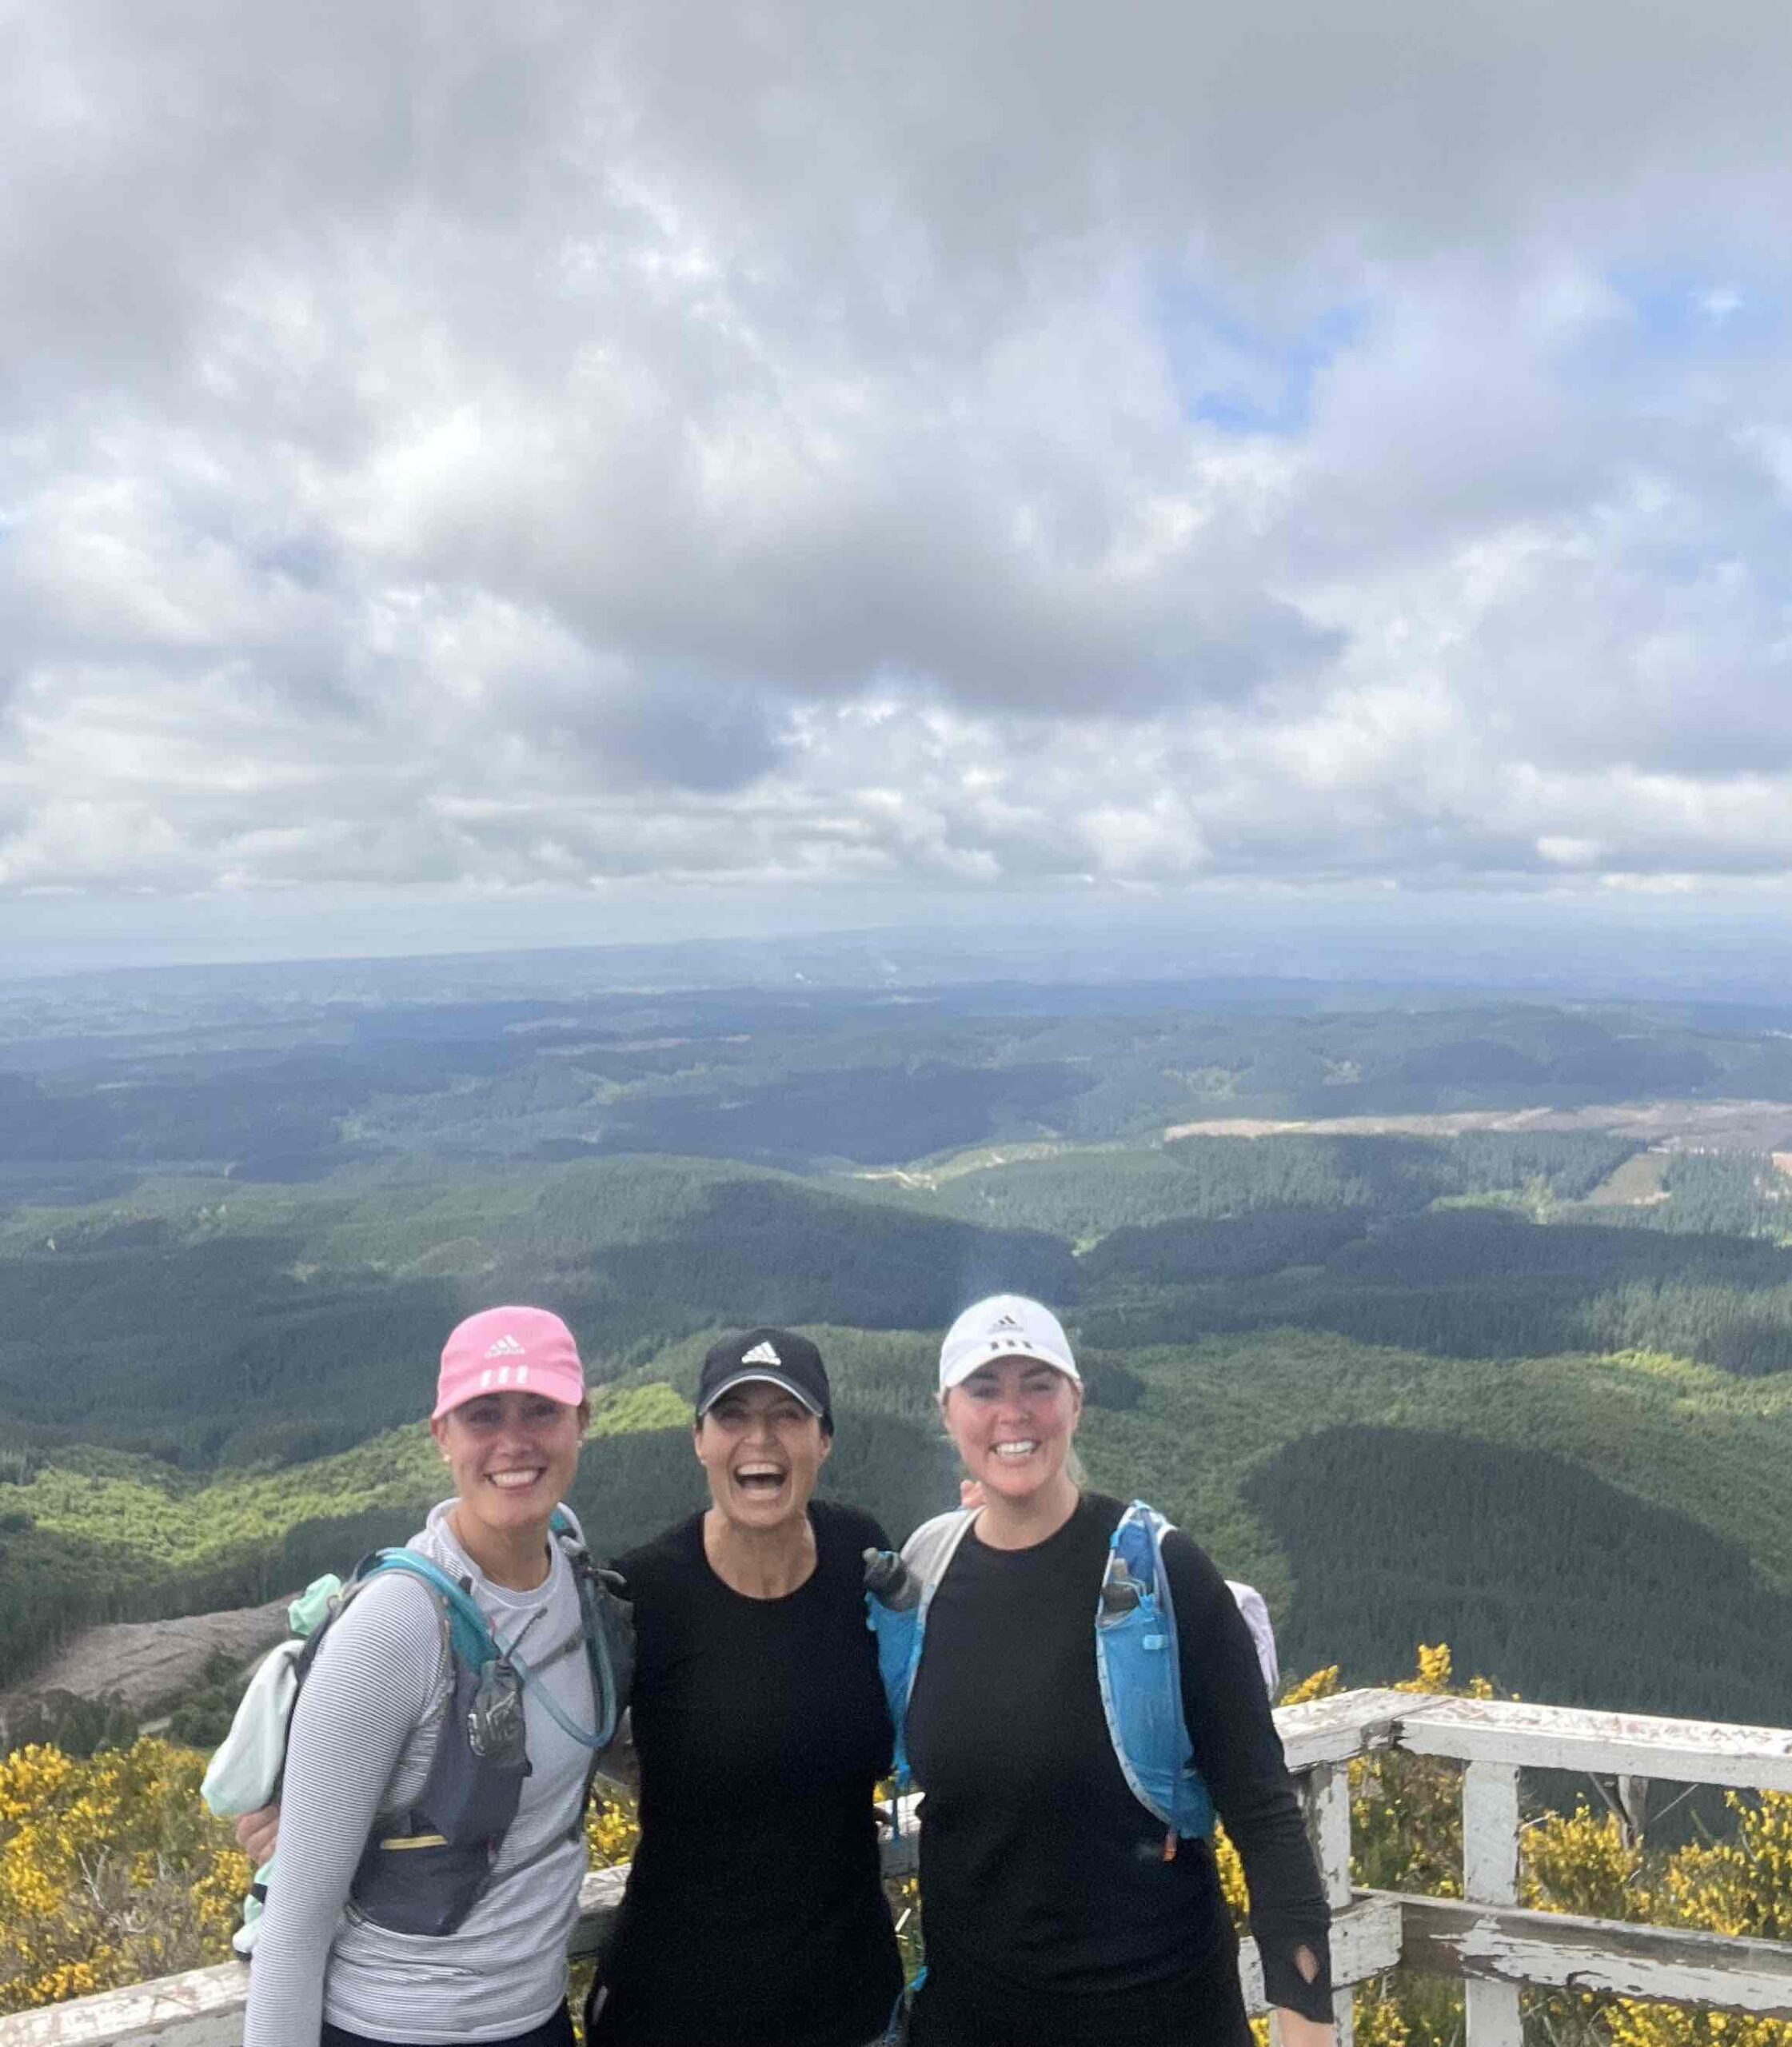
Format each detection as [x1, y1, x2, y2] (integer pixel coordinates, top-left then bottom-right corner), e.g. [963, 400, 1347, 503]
[5, 971, 1792, 1731]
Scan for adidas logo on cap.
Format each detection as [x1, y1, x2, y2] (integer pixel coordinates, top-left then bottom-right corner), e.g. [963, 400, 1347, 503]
[989, 1312, 1024, 1333]
[484, 1335, 527, 1359]
[740, 1339, 782, 1367]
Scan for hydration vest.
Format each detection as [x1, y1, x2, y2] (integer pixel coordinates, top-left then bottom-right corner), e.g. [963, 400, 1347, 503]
[864, 1499, 1215, 1846]
[209, 1506, 633, 1943]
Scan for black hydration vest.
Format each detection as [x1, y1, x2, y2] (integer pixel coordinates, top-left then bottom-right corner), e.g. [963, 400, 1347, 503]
[293, 1510, 633, 1937]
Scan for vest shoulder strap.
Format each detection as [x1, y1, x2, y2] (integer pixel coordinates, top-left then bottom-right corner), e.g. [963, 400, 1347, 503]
[900, 1507, 979, 1597]
[356, 1549, 495, 1670]
[547, 1507, 632, 1756]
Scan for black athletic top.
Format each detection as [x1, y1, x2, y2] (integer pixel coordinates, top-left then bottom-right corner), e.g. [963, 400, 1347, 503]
[593, 1501, 903, 2047]
[905, 1493, 1332, 2046]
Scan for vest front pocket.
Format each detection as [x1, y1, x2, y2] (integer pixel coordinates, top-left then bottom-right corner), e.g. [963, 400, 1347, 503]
[350, 1832, 496, 1937]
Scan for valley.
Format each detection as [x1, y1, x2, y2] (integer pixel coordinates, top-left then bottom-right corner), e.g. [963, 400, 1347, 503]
[6, 960, 1792, 1737]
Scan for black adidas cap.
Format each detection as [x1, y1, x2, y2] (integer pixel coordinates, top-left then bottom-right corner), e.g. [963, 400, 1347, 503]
[696, 1328, 833, 1432]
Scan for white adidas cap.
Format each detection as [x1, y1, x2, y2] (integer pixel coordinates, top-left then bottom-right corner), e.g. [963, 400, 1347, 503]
[938, 1294, 1080, 1393]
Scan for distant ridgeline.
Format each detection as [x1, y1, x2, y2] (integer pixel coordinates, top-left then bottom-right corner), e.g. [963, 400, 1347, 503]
[5, 983, 1792, 1726]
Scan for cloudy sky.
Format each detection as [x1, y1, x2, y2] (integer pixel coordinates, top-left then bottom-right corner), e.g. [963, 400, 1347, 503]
[5, 0, 1792, 970]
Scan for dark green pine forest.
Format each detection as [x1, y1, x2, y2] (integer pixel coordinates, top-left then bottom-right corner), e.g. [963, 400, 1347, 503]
[5, 968, 1792, 1732]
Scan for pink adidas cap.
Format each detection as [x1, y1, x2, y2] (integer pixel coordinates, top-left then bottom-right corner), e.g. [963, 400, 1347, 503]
[434, 1306, 585, 1419]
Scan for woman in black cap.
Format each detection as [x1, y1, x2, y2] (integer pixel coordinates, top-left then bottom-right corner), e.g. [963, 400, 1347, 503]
[588, 1328, 904, 2047]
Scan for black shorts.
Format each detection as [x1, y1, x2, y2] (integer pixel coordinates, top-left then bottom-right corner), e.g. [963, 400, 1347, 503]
[588, 1977, 897, 2046]
[907, 1942, 1252, 2047]
[321, 2003, 573, 2047]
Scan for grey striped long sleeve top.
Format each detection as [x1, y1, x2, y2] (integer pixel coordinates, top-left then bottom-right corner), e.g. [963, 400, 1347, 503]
[243, 1502, 600, 2047]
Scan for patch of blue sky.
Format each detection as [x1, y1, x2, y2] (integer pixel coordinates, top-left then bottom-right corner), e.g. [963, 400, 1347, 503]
[1598, 263, 1780, 362]
[1155, 281, 1366, 437]
[1621, 265, 1778, 351]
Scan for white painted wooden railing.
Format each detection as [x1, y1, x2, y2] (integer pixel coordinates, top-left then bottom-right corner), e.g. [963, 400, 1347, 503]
[8, 1690, 1792, 2047]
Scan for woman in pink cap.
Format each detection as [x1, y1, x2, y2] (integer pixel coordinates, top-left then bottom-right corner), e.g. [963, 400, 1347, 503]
[242, 1306, 627, 2047]
[234, 1313, 900, 2047]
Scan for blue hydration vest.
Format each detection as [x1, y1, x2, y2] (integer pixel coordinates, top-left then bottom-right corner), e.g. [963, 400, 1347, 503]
[864, 1499, 1215, 1845]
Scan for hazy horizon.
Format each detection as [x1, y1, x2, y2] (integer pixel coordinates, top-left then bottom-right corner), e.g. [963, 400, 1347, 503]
[9, 892, 1792, 1017]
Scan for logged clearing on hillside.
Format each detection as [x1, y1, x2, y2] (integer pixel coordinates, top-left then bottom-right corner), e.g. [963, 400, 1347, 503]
[1165, 1097, 1792, 1149]
[1586, 1150, 1670, 1204]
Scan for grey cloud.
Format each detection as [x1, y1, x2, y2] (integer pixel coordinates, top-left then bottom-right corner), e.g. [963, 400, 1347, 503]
[2, 4, 602, 401]
[6, 0, 1792, 905]
[549, 674, 792, 794]
[593, 0, 1792, 311]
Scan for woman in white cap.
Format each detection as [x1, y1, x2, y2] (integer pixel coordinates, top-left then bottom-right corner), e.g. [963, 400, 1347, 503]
[242, 1306, 629, 2047]
[888, 1294, 1334, 2047]
[588, 1327, 904, 2047]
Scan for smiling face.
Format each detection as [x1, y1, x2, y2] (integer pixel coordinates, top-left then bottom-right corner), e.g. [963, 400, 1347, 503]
[431, 1389, 586, 1543]
[694, 1379, 832, 1532]
[941, 1353, 1083, 1509]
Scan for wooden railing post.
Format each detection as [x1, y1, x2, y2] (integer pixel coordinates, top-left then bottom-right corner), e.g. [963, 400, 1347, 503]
[1304, 1760, 1359, 2047]
[1463, 1761, 1523, 2047]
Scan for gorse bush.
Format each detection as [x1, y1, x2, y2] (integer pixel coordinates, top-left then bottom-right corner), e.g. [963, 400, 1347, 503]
[0, 1738, 249, 2014]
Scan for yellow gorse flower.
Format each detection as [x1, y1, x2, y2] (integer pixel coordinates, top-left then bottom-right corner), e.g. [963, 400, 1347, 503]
[0, 1738, 250, 2017]
[6, 1652, 1792, 2047]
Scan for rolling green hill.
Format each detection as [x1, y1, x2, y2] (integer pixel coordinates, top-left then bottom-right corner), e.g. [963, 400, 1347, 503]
[1245, 1424, 1792, 1724]
[1071, 1331, 1792, 1612]
[10, 984, 1792, 1731]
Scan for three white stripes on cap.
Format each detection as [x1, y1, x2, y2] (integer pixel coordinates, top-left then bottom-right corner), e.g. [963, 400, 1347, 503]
[478, 1333, 529, 1390]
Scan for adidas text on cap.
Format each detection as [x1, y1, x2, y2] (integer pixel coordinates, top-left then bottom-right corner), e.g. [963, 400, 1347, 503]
[435, 1305, 586, 1419]
[696, 1328, 832, 1431]
[938, 1294, 1080, 1393]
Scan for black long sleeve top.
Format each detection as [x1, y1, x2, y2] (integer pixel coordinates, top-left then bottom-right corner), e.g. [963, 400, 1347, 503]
[905, 1492, 1332, 2046]
[595, 1502, 903, 2047]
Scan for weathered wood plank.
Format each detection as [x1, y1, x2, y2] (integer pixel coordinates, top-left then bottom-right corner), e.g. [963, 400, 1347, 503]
[1462, 1762, 1523, 2047]
[1235, 1894, 1403, 2017]
[1397, 1894, 1792, 2017]
[1467, 1975, 1524, 2047]
[0, 1965, 249, 2047]
[0, 1878, 1403, 2047]
[1275, 1689, 1414, 1771]
[1396, 1698, 1792, 1791]
[1463, 1762, 1519, 1907]
[1303, 1762, 1355, 1910]
[1300, 1761, 1361, 2046]
[563, 1862, 632, 1961]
